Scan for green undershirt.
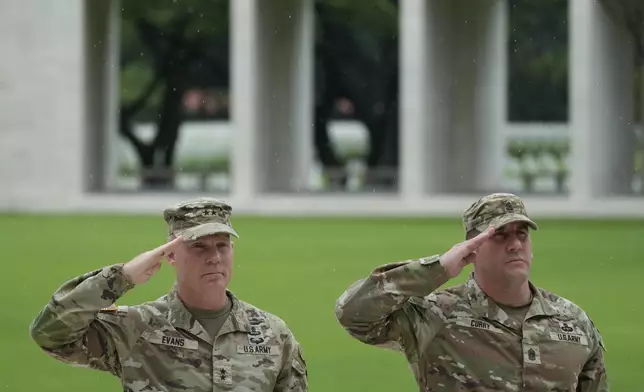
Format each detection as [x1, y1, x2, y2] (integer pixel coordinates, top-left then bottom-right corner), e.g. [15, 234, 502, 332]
[185, 299, 233, 344]
[498, 300, 532, 335]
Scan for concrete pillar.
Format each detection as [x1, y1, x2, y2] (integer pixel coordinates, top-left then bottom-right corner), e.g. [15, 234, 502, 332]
[399, 0, 428, 201]
[255, 0, 314, 193]
[569, 0, 635, 200]
[231, 0, 260, 202]
[418, 0, 505, 194]
[478, 0, 508, 192]
[104, 0, 121, 191]
[84, 0, 121, 191]
[0, 0, 86, 208]
[422, 0, 452, 194]
[231, 0, 314, 199]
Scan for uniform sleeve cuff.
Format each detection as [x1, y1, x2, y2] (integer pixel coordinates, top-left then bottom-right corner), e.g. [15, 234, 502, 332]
[369, 256, 450, 296]
[100, 264, 136, 294]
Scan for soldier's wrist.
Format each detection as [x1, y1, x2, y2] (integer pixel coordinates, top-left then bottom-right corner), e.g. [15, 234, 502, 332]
[102, 264, 136, 292]
[419, 254, 451, 281]
[419, 254, 442, 268]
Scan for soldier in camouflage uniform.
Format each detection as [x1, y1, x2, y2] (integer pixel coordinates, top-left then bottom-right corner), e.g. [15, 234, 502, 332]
[30, 198, 308, 392]
[334, 193, 608, 391]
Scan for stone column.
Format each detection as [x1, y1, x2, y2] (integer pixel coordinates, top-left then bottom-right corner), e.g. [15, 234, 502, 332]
[418, 0, 507, 194]
[569, 0, 635, 201]
[399, 0, 428, 201]
[85, 0, 121, 191]
[0, 0, 86, 208]
[231, 0, 314, 199]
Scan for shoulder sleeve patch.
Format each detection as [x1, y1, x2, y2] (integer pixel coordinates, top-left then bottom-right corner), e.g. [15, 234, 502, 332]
[589, 318, 607, 352]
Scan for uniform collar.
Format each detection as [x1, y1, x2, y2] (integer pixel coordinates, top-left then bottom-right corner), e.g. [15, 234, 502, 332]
[166, 285, 252, 341]
[464, 273, 560, 328]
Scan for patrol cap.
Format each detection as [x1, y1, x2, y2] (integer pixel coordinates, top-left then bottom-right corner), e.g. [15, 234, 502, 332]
[462, 192, 538, 235]
[163, 197, 239, 241]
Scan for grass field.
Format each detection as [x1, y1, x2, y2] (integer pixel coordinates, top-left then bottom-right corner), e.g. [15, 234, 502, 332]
[1, 214, 642, 391]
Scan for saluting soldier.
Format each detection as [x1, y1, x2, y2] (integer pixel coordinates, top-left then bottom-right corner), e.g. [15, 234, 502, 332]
[30, 198, 308, 392]
[334, 193, 608, 391]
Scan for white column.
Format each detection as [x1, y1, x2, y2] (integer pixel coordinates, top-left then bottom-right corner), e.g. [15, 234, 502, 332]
[569, 0, 593, 202]
[104, 0, 122, 191]
[424, 1, 453, 194]
[83, 0, 106, 191]
[569, 0, 635, 201]
[230, 0, 260, 202]
[254, 0, 314, 193]
[424, 0, 501, 194]
[0, 0, 86, 208]
[449, 0, 481, 193]
[399, 0, 428, 199]
[601, 14, 636, 196]
[477, 0, 508, 192]
[84, 0, 121, 192]
[291, 0, 314, 192]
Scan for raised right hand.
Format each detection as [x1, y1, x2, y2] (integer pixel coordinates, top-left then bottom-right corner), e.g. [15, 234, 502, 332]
[439, 226, 494, 278]
[122, 236, 184, 284]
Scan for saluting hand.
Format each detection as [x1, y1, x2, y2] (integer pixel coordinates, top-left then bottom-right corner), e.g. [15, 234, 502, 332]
[122, 236, 184, 284]
[439, 227, 494, 278]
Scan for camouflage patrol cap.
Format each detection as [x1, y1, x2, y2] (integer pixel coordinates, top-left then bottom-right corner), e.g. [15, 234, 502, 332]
[163, 197, 239, 241]
[462, 192, 538, 234]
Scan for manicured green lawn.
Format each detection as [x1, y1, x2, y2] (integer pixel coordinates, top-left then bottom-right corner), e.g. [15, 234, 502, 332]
[1, 214, 641, 391]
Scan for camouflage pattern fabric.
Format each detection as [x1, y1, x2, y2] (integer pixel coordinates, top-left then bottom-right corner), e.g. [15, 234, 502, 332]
[163, 197, 240, 241]
[29, 264, 308, 392]
[334, 257, 608, 391]
[462, 192, 539, 234]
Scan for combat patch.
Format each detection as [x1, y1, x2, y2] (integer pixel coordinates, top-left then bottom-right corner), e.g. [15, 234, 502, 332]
[455, 318, 504, 334]
[549, 332, 588, 346]
[145, 332, 199, 350]
[246, 316, 272, 345]
[237, 345, 279, 356]
[558, 321, 576, 333]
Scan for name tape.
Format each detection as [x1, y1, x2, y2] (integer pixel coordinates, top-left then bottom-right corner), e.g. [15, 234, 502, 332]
[237, 345, 279, 356]
[147, 334, 199, 350]
[549, 332, 588, 346]
[455, 318, 504, 334]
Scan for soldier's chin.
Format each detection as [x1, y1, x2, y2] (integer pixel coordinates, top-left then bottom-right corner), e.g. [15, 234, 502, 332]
[505, 265, 529, 279]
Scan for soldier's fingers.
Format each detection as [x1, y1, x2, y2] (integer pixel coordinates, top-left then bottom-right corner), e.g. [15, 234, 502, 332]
[464, 226, 494, 250]
[149, 262, 162, 275]
[155, 235, 184, 257]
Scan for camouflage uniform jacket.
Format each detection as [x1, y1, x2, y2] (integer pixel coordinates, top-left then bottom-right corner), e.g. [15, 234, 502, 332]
[334, 256, 608, 391]
[29, 264, 308, 392]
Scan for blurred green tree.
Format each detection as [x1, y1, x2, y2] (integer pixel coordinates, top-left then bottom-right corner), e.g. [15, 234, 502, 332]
[508, 0, 569, 122]
[313, 0, 399, 188]
[119, 0, 230, 189]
